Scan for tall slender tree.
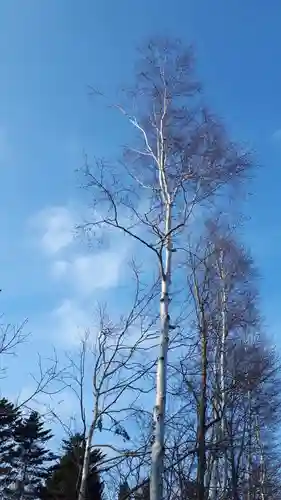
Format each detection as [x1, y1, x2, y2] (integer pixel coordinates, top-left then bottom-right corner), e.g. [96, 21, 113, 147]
[82, 37, 252, 500]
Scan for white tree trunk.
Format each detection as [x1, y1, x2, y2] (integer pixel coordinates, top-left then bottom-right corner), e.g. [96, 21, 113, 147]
[209, 422, 220, 500]
[245, 388, 252, 500]
[209, 350, 219, 500]
[78, 406, 98, 500]
[150, 203, 172, 500]
[220, 277, 228, 495]
[211, 253, 228, 499]
[255, 415, 265, 500]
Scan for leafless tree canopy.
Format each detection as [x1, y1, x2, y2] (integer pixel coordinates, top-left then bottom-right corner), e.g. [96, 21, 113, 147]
[73, 38, 281, 500]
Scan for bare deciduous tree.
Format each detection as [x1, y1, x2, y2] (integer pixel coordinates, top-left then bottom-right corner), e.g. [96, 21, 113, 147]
[0, 315, 28, 378]
[61, 270, 158, 500]
[82, 37, 252, 500]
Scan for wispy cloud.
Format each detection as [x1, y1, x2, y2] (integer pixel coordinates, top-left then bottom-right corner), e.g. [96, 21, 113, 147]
[272, 129, 281, 143]
[51, 298, 95, 345]
[29, 203, 132, 345]
[30, 205, 77, 255]
[52, 249, 128, 295]
[30, 204, 131, 295]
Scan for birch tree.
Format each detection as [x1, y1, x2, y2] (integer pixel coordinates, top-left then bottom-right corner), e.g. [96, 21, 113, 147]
[62, 271, 158, 500]
[199, 225, 281, 500]
[164, 223, 260, 498]
[82, 38, 252, 500]
[76, 319, 154, 500]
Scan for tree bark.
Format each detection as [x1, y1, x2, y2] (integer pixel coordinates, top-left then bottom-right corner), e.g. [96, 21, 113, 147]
[150, 203, 172, 500]
[219, 255, 228, 497]
[78, 404, 98, 500]
[197, 319, 207, 500]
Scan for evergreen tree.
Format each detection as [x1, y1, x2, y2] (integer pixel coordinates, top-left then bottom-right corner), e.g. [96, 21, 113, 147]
[0, 398, 21, 494]
[6, 410, 55, 500]
[40, 433, 104, 500]
[134, 480, 149, 500]
[118, 481, 131, 500]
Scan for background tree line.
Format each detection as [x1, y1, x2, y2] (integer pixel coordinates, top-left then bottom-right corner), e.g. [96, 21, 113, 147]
[0, 397, 103, 500]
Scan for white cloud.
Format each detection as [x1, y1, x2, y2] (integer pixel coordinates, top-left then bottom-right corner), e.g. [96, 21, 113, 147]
[51, 259, 69, 278]
[51, 299, 94, 345]
[272, 129, 281, 142]
[31, 206, 76, 255]
[29, 203, 132, 296]
[29, 204, 133, 345]
[52, 247, 128, 295]
[78, 251, 125, 289]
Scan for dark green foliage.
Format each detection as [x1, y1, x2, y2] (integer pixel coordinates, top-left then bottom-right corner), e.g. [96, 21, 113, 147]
[118, 481, 131, 500]
[0, 398, 21, 493]
[0, 400, 104, 500]
[134, 481, 150, 500]
[5, 410, 55, 499]
[40, 433, 104, 500]
[118, 480, 150, 500]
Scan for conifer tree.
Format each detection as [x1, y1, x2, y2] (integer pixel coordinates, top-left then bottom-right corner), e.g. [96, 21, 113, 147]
[118, 481, 131, 500]
[40, 433, 104, 500]
[6, 411, 55, 500]
[0, 398, 21, 494]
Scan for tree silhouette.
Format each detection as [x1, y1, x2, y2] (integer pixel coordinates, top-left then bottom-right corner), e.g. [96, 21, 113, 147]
[40, 433, 104, 500]
[6, 410, 55, 499]
[0, 398, 21, 495]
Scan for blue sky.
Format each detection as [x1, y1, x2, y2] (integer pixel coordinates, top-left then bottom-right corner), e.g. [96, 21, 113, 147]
[0, 0, 281, 419]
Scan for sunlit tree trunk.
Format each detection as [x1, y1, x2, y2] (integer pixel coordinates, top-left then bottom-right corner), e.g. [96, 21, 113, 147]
[150, 202, 172, 500]
[197, 317, 208, 500]
[209, 341, 219, 500]
[255, 415, 265, 500]
[246, 387, 252, 500]
[78, 403, 98, 500]
[219, 252, 228, 498]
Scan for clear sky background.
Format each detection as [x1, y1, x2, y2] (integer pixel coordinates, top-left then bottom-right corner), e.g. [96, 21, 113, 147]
[0, 0, 281, 419]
